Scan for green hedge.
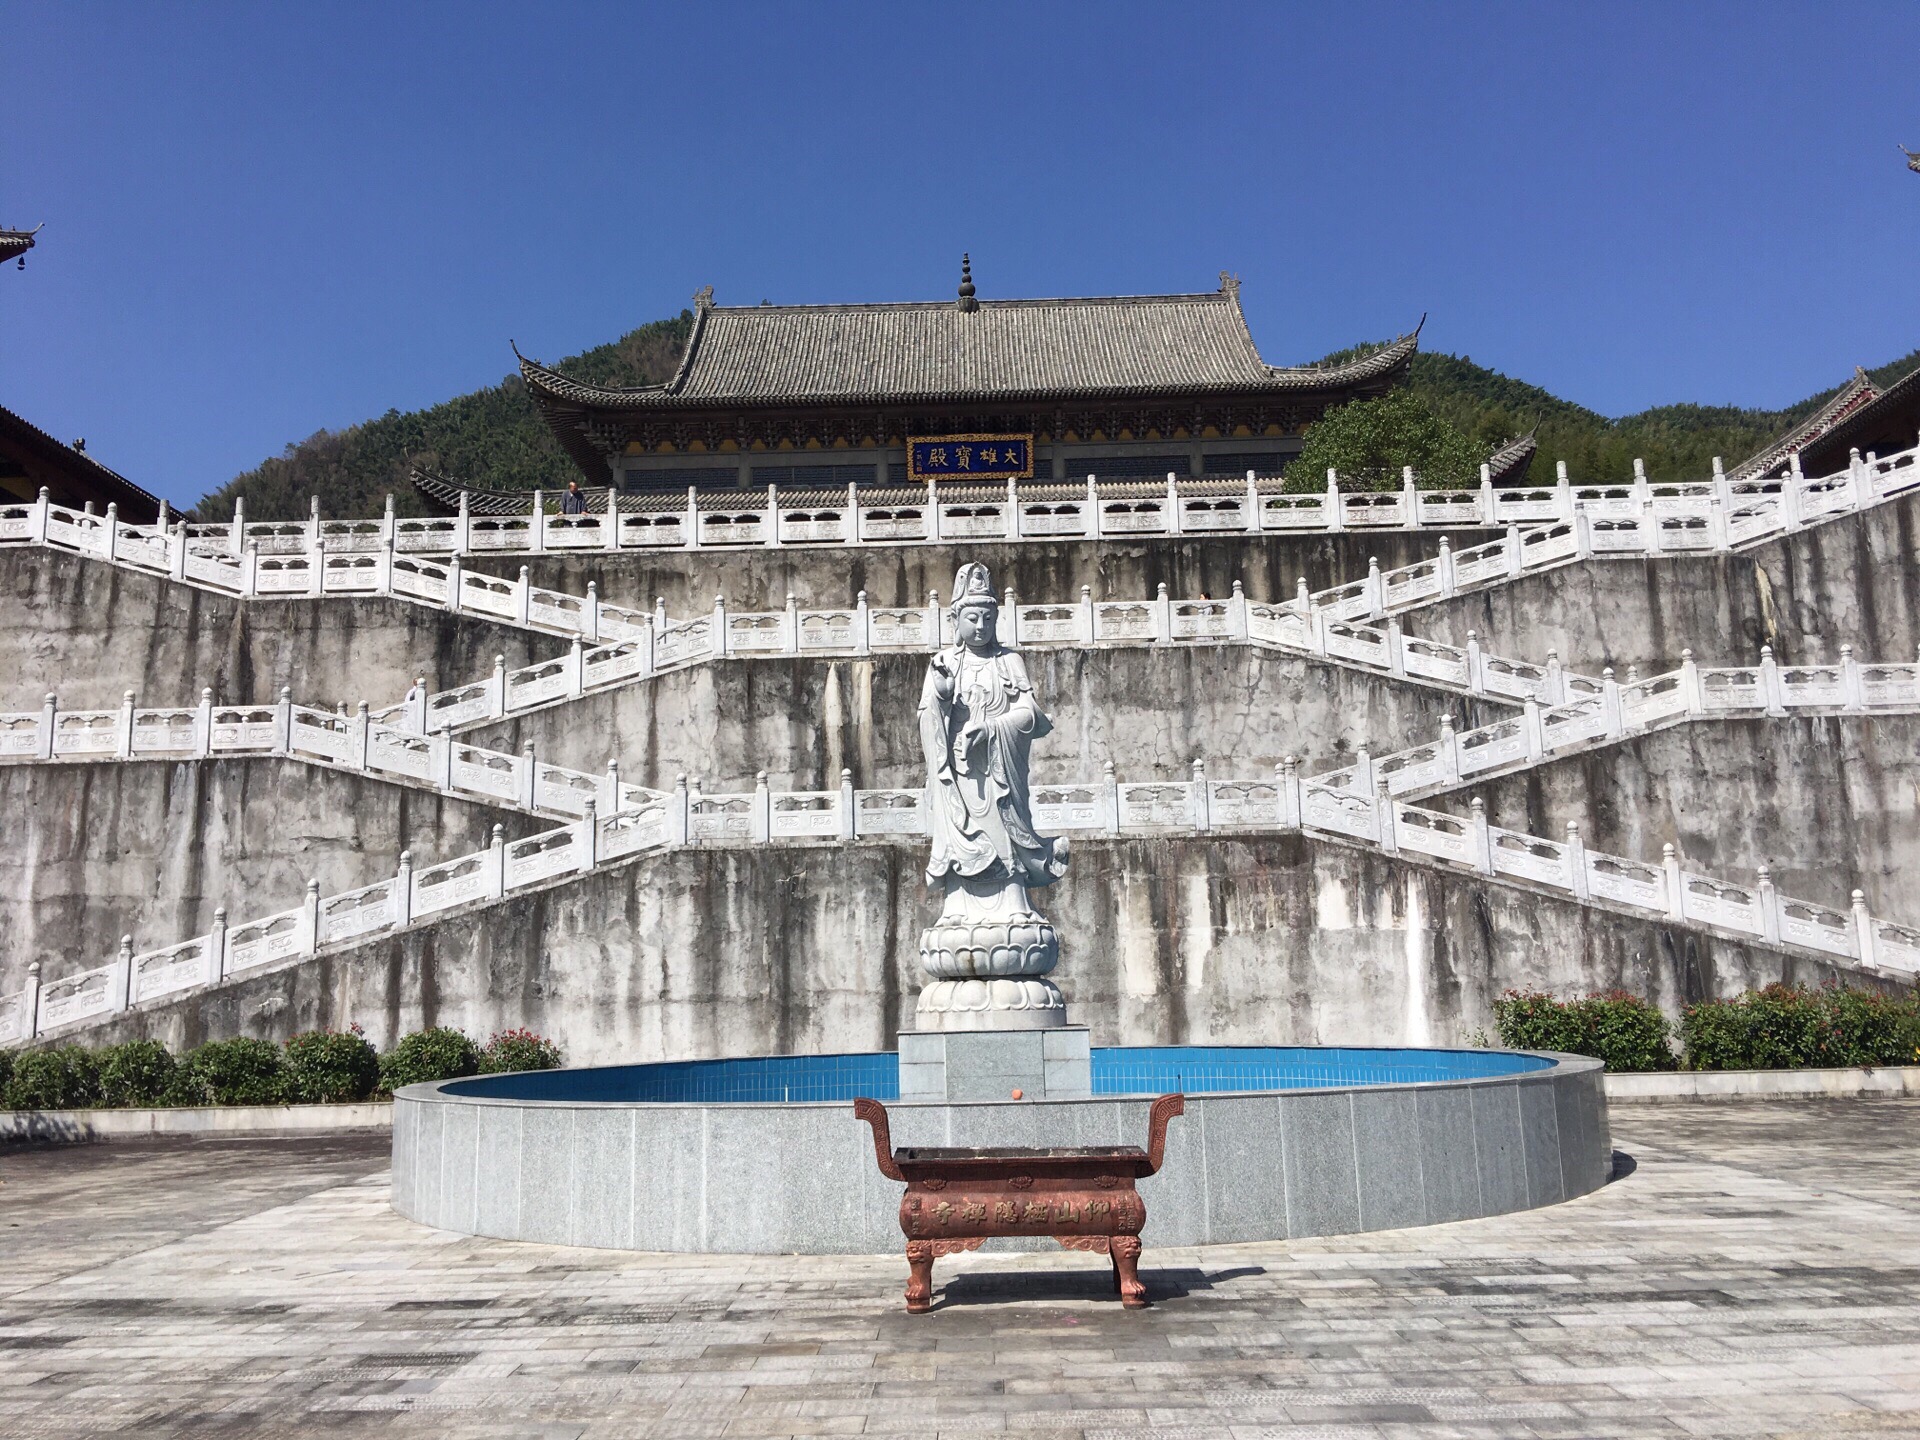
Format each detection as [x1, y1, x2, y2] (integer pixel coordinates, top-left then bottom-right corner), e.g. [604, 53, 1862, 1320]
[1494, 984, 1920, 1071]
[1681, 984, 1920, 1071]
[2, 1026, 563, 1109]
[1493, 989, 1677, 1072]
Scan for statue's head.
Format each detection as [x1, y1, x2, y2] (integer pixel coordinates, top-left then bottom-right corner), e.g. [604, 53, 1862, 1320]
[950, 562, 998, 651]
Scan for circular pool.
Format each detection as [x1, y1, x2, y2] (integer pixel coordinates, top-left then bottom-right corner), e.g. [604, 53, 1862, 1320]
[392, 1045, 1609, 1254]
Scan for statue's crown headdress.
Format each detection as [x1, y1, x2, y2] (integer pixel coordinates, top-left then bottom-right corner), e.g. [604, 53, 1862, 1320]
[951, 562, 997, 609]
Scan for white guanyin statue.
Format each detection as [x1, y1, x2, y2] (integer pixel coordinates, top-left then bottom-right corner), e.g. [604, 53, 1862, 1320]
[916, 562, 1071, 1029]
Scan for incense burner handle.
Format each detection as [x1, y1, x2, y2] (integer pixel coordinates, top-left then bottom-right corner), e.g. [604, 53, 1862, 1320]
[853, 1096, 906, 1181]
[1143, 1093, 1186, 1175]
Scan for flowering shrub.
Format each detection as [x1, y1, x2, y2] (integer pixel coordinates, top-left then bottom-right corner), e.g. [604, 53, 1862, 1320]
[1680, 984, 1920, 1071]
[377, 1027, 481, 1092]
[96, 1040, 178, 1108]
[285, 1027, 380, 1104]
[480, 1028, 563, 1074]
[1492, 989, 1677, 1072]
[170, 1038, 290, 1106]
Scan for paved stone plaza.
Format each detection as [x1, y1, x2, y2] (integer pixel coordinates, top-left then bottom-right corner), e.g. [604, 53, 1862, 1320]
[3, 1100, 1918, 1439]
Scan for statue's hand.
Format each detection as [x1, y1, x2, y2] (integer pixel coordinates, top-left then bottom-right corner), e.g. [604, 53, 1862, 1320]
[929, 655, 957, 702]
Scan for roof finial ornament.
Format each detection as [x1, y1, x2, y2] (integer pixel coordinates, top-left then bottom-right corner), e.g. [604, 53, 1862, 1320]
[1903, 144, 1920, 175]
[693, 285, 715, 311]
[956, 253, 978, 313]
[1218, 270, 1240, 298]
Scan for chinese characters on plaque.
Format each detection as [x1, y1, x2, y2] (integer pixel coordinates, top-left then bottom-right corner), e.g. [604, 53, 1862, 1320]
[907, 435, 1033, 482]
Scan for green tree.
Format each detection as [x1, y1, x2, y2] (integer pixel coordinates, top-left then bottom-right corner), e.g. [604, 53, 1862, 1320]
[1284, 387, 1490, 492]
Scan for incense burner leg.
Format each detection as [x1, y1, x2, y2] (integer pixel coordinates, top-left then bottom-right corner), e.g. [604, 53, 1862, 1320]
[1111, 1235, 1148, 1309]
[905, 1240, 935, 1314]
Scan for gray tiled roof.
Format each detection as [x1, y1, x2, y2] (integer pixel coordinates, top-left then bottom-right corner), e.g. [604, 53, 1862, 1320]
[1727, 369, 1878, 482]
[519, 283, 1418, 410]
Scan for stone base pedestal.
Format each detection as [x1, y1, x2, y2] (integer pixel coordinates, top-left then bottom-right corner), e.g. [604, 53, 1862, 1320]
[915, 976, 1066, 1030]
[897, 1027, 1091, 1102]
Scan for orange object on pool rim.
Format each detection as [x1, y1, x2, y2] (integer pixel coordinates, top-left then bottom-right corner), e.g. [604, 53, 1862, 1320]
[1010, 1088, 1023, 1100]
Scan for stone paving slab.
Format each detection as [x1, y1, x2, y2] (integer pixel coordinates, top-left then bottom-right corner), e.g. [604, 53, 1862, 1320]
[1, 1101, 1919, 1437]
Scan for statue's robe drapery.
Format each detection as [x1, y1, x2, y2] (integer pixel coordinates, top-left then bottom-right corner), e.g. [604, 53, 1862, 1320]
[919, 644, 1068, 890]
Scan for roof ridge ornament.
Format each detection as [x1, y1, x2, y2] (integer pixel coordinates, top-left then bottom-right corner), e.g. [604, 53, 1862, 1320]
[956, 254, 978, 313]
[694, 285, 715, 311]
[1218, 270, 1240, 298]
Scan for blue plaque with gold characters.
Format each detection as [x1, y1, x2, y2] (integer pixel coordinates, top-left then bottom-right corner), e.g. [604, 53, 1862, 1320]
[908, 435, 1033, 482]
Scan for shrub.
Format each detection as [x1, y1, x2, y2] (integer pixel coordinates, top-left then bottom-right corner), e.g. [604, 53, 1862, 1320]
[480, 1028, 563, 1074]
[284, 1027, 380, 1104]
[1493, 989, 1676, 1072]
[96, 1040, 177, 1108]
[4, 1046, 103, 1109]
[378, 1027, 480, 1092]
[0, 1047, 13, 1097]
[1681, 984, 1920, 1071]
[171, 1038, 290, 1107]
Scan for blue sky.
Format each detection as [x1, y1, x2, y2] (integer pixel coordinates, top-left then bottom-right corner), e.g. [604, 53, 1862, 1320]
[4, 2, 1918, 508]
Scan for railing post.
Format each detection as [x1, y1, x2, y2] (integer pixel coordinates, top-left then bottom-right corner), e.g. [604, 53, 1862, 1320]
[455, 490, 471, 553]
[584, 581, 601, 643]
[1365, 556, 1384, 618]
[109, 692, 136, 763]
[1386, 616, 1407, 677]
[1757, 865, 1780, 943]
[577, 800, 598, 873]
[1080, 585, 1097, 645]
[1601, 668, 1624, 738]
[769, 482, 784, 548]
[1470, 797, 1493, 875]
[839, 768, 856, 840]
[1376, 780, 1397, 854]
[309, 535, 326, 597]
[1840, 644, 1863, 712]
[307, 495, 322, 556]
[169, 521, 187, 580]
[999, 587, 1018, 649]
[686, 486, 699, 547]
[1401, 465, 1418, 528]
[1504, 524, 1523, 579]
[653, 596, 668, 641]
[521, 742, 538, 810]
[603, 493, 621, 551]
[1086, 474, 1103, 539]
[432, 727, 453, 793]
[395, 851, 414, 928]
[567, 636, 585, 700]
[515, 566, 532, 626]
[1191, 758, 1209, 834]
[1326, 470, 1344, 532]
[671, 774, 690, 845]
[1555, 460, 1572, 523]
[37, 692, 55, 760]
[491, 654, 508, 719]
[1247, 469, 1262, 533]
[1160, 472, 1179, 537]
[1479, 465, 1494, 525]
[1564, 823, 1589, 900]
[488, 825, 506, 899]
[266, 686, 291, 754]
[926, 590, 943, 650]
[352, 701, 370, 769]
[1009, 476, 1023, 541]
[1680, 648, 1703, 713]
[856, 590, 872, 656]
[1465, 630, 1486, 695]
[197, 687, 214, 758]
[1437, 536, 1456, 597]
[1662, 844, 1684, 920]
[1853, 889, 1877, 966]
[530, 491, 546, 554]
[411, 676, 428, 735]
[1759, 644, 1786, 716]
[376, 535, 394, 595]
[209, 907, 228, 985]
[1545, 649, 1566, 705]
[1353, 745, 1375, 797]
[1781, 454, 1805, 532]
[112, 935, 134, 1012]
[1153, 582, 1172, 645]
[1439, 714, 1460, 786]
[752, 771, 771, 842]
[1278, 756, 1301, 831]
[31, 487, 50, 544]
[303, 878, 321, 955]
[927, 478, 941, 543]
[713, 593, 728, 657]
[1104, 760, 1121, 836]
[103, 502, 120, 563]
[783, 592, 801, 654]
[1228, 579, 1248, 641]
[444, 551, 463, 612]
[243, 541, 260, 598]
[382, 492, 396, 550]
[1573, 506, 1594, 559]
[25, 960, 42, 1040]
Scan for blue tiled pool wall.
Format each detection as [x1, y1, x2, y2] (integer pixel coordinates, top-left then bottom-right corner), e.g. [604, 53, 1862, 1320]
[442, 1046, 1553, 1105]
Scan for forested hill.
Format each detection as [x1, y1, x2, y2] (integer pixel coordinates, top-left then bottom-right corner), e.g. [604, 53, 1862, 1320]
[191, 318, 1920, 521]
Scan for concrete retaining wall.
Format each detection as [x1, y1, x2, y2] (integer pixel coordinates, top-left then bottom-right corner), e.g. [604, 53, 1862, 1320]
[71, 836, 1892, 1067]
[0, 758, 536, 992]
[0, 546, 548, 710]
[388, 1053, 1610, 1254]
[1430, 713, 1920, 914]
